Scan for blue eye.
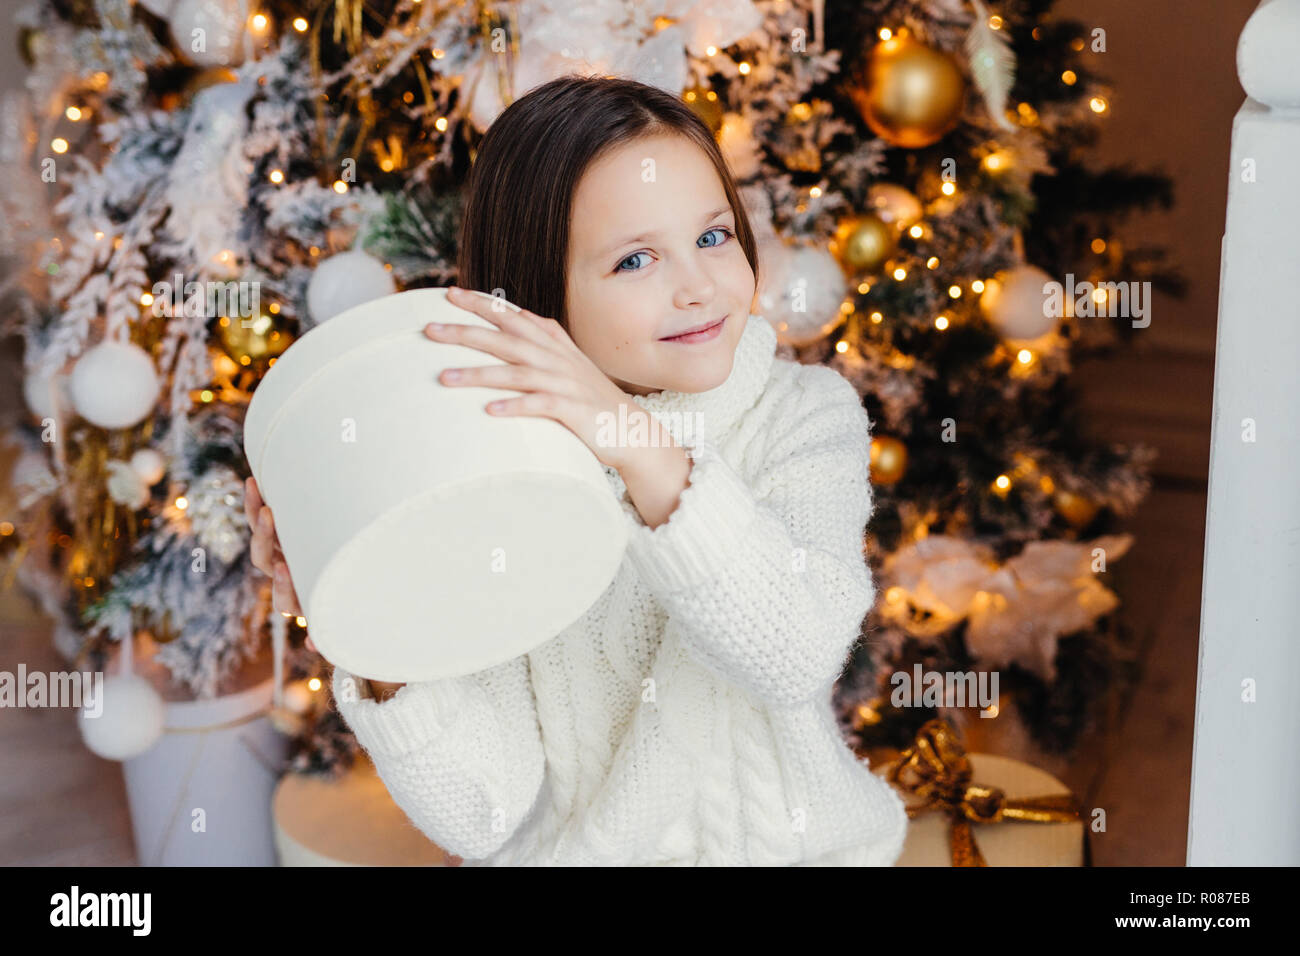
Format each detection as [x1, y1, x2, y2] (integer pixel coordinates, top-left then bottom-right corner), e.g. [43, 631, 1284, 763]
[615, 251, 650, 274]
[699, 226, 735, 248]
[613, 226, 735, 274]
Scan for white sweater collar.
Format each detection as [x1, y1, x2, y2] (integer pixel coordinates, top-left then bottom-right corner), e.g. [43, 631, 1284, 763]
[627, 313, 777, 445]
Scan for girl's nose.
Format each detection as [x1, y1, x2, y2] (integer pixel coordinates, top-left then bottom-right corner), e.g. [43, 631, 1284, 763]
[672, 268, 717, 310]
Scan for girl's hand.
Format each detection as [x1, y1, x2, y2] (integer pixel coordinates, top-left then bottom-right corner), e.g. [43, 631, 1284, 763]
[244, 476, 313, 648]
[425, 287, 648, 472]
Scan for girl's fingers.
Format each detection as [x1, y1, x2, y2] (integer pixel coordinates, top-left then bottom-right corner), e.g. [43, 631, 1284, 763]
[304, 636, 317, 654]
[441, 287, 562, 353]
[250, 510, 274, 572]
[425, 320, 560, 375]
[244, 477, 262, 529]
[448, 285, 526, 316]
[439, 364, 575, 400]
[273, 562, 301, 616]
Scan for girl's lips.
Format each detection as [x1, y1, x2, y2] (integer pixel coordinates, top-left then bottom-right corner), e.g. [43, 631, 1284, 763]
[660, 316, 726, 344]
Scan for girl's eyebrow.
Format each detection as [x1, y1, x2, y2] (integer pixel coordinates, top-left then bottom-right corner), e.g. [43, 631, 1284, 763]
[599, 205, 734, 258]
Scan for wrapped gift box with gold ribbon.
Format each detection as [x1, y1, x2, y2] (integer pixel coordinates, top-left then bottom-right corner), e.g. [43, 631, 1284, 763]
[870, 718, 1087, 866]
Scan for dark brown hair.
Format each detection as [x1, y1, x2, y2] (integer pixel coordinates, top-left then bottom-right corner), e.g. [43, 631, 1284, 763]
[456, 74, 759, 330]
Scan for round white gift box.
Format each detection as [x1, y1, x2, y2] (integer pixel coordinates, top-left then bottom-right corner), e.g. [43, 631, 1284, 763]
[243, 287, 628, 683]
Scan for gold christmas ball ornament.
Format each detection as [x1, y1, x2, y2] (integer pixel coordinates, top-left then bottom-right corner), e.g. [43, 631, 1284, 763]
[215, 309, 292, 367]
[849, 36, 967, 149]
[866, 183, 924, 231]
[1053, 490, 1101, 529]
[830, 213, 896, 274]
[683, 85, 724, 133]
[870, 435, 908, 486]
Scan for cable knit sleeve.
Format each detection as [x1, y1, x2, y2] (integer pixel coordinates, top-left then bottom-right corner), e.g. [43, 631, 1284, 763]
[330, 654, 547, 861]
[618, 366, 877, 708]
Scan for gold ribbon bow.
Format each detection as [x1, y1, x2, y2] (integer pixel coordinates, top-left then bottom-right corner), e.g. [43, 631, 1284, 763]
[883, 718, 1081, 866]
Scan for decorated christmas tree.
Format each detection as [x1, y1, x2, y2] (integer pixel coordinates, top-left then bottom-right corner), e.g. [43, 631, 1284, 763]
[1, 0, 1183, 780]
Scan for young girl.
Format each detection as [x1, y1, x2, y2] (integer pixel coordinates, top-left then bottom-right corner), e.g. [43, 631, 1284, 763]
[245, 74, 908, 866]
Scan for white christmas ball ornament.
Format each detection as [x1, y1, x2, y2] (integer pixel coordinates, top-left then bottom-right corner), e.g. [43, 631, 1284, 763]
[980, 265, 1061, 341]
[131, 448, 167, 486]
[170, 0, 248, 68]
[755, 238, 848, 347]
[106, 460, 150, 509]
[69, 342, 160, 430]
[307, 250, 397, 324]
[22, 365, 72, 420]
[78, 673, 166, 761]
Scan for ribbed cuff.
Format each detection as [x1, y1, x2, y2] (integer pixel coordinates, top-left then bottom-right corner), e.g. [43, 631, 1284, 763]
[331, 664, 469, 758]
[623, 438, 759, 597]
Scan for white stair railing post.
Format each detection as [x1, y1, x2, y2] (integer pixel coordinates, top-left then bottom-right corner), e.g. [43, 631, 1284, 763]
[1189, 0, 1300, 865]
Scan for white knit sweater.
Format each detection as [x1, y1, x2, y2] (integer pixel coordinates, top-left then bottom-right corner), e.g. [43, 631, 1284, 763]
[330, 313, 909, 866]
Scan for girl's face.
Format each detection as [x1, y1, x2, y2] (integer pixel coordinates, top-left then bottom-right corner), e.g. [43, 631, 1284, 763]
[564, 133, 757, 398]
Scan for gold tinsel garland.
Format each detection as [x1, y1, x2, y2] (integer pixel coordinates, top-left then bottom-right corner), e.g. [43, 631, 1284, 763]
[63, 416, 154, 621]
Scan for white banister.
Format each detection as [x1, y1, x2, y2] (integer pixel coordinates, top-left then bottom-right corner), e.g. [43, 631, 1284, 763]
[1188, 0, 1300, 865]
